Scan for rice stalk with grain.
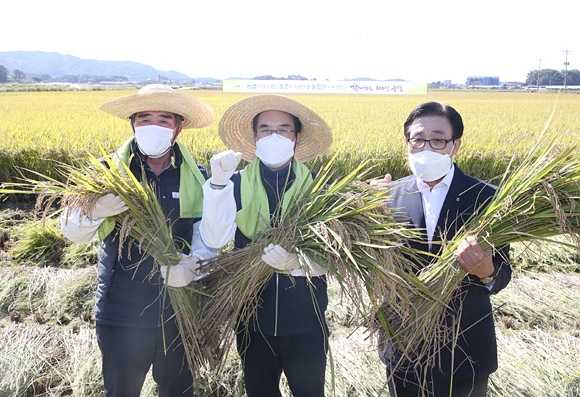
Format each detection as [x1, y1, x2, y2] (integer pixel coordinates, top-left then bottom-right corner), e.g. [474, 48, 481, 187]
[0, 152, 204, 367]
[173, 157, 424, 378]
[377, 136, 580, 376]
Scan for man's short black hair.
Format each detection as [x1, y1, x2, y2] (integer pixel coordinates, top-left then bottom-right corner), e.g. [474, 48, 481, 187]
[403, 102, 464, 140]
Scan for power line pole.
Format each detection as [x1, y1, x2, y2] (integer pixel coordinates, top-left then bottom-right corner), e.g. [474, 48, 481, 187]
[563, 48, 572, 93]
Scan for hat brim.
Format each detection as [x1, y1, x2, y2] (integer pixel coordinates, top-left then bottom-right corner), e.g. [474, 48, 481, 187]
[100, 91, 214, 129]
[219, 94, 333, 162]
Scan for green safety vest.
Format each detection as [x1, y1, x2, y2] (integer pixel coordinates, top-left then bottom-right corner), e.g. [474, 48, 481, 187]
[97, 138, 205, 241]
[235, 158, 313, 240]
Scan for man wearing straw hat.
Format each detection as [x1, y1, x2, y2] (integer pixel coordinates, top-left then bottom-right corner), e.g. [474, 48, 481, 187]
[372, 101, 512, 397]
[60, 84, 216, 396]
[199, 94, 333, 396]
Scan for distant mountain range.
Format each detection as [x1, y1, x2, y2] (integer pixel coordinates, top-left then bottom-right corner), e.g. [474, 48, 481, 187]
[0, 51, 218, 83]
[0, 51, 407, 84]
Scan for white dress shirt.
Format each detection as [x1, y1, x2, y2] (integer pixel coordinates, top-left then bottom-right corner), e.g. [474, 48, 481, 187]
[415, 165, 455, 245]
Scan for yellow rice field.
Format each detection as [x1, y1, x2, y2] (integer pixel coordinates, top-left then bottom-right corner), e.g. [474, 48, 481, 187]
[0, 89, 579, 182]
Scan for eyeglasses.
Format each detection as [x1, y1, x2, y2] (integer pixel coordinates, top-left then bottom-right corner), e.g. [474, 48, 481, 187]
[256, 128, 295, 138]
[407, 138, 454, 150]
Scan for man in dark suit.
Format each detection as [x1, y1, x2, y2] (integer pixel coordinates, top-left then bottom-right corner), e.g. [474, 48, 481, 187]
[372, 101, 511, 397]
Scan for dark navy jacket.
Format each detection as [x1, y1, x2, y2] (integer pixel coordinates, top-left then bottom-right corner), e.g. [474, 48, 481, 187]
[387, 165, 511, 379]
[231, 162, 328, 336]
[95, 144, 209, 329]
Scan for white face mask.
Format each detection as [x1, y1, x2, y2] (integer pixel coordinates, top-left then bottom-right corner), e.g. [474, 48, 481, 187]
[255, 133, 295, 169]
[408, 150, 452, 182]
[134, 125, 174, 158]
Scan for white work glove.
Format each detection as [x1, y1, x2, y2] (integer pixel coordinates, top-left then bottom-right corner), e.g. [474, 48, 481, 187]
[290, 256, 327, 277]
[210, 150, 242, 186]
[159, 253, 204, 288]
[261, 244, 301, 271]
[89, 193, 128, 220]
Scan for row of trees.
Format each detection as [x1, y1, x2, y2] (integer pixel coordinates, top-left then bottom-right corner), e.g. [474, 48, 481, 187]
[524, 69, 580, 86]
[0, 65, 26, 83]
[0, 65, 132, 84]
[0, 67, 314, 85]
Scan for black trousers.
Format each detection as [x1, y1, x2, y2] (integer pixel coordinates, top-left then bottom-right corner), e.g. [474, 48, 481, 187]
[387, 368, 489, 397]
[96, 322, 194, 397]
[237, 327, 328, 397]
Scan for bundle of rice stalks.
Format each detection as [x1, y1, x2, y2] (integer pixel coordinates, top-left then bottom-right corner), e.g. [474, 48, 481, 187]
[0, 153, 192, 351]
[174, 157, 423, 377]
[2, 153, 430, 388]
[0, 153, 181, 269]
[377, 136, 580, 374]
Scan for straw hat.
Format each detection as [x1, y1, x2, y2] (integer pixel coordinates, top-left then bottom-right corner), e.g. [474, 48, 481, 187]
[99, 84, 214, 129]
[219, 94, 333, 162]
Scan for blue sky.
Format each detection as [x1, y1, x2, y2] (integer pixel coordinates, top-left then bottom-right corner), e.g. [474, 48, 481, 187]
[3, 0, 576, 83]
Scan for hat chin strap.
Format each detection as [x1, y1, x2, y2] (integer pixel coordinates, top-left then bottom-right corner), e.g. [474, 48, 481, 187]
[140, 146, 172, 159]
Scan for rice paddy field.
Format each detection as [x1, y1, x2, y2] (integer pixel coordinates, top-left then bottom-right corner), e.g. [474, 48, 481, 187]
[1, 89, 579, 184]
[1, 89, 580, 396]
